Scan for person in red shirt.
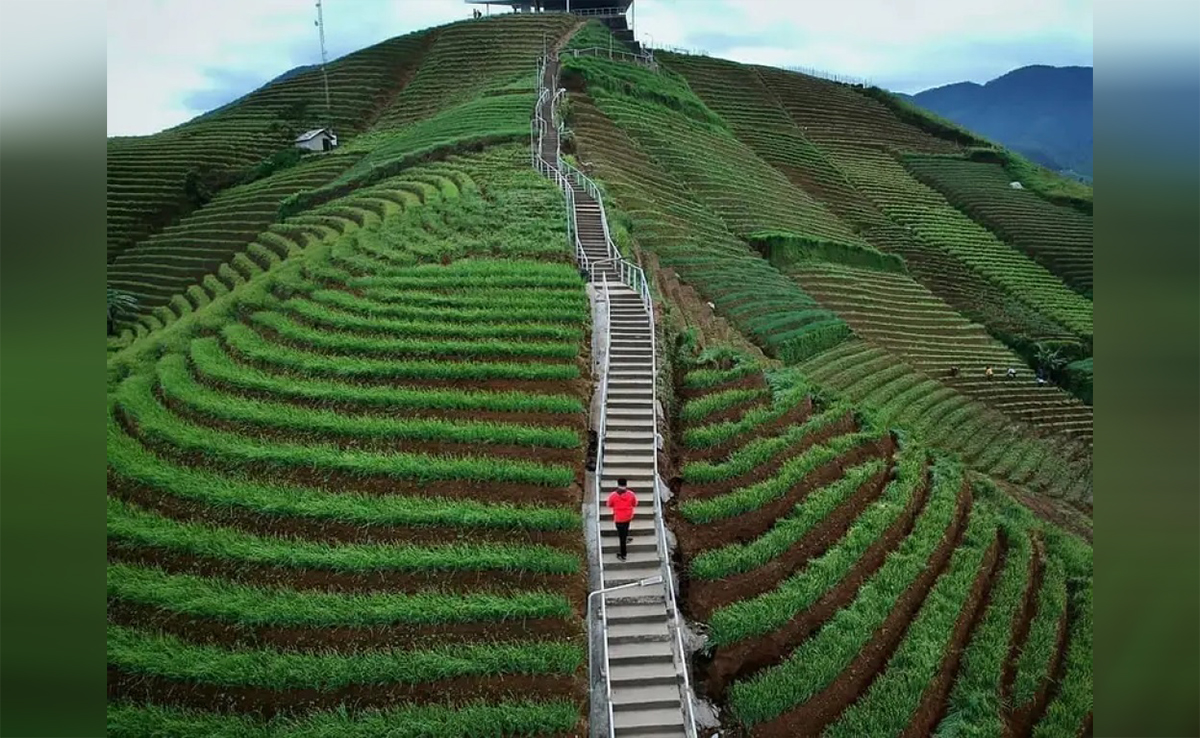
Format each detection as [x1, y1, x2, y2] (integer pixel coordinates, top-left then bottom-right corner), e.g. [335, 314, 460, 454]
[607, 478, 638, 561]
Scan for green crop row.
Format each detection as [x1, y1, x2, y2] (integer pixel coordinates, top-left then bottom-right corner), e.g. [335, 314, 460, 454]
[108, 700, 580, 738]
[108, 421, 578, 531]
[690, 459, 886, 580]
[1032, 581, 1092, 737]
[278, 296, 583, 342]
[222, 322, 580, 382]
[682, 402, 854, 484]
[682, 385, 811, 450]
[823, 502, 999, 737]
[108, 496, 579, 575]
[727, 457, 964, 725]
[1011, 555, 1069, 708]
[109, 420, 577, 531]
[109, 563, 574, 628]
[109, 623, 584, 690]
[679, 387, 769, 424]
[680, 431, 880, 524]
[933, 490, 1037, 736]
[705, 446, 925, 648]
[115, 374, 577, 487]
[681, 361, 762, 391]
[248, 310, 580, 360]
[308, 288, 587, 324]
[189, 337, 584, 414]
[158, 354, 580, 449]
[108, 700, 576, 738]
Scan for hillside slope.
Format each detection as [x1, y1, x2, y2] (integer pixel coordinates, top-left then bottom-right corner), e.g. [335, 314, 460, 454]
[907, 65, 1093, 179]
[107, 16, 1093, 737]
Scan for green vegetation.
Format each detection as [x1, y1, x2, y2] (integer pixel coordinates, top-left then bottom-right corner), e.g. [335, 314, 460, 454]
[680, 432, 881, 524]
[690, 459, 885, 579]
[109, 564, 573, 626]
[727, 459, 969, 725]
[107, 143, 591, 732]
[705, 445, 925, 647]
[750, 230, 906, 274]
[108, 497, 579, 575]
[109, 624, 583, 689]
[108, 701, 581, 738]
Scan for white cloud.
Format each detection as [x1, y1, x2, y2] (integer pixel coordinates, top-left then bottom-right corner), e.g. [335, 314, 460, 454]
[106, 0, 1093, 136]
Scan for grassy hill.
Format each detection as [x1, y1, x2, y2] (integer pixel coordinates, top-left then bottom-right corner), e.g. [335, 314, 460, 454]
[107, 15, 1092, 737]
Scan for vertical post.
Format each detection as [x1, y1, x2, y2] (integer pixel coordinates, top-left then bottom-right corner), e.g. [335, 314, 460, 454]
[315, 0, 331, 128]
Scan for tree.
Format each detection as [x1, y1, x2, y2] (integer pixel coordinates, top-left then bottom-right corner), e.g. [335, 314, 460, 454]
[107, 287, 139, 335]
[1034, 342, 1068, 379]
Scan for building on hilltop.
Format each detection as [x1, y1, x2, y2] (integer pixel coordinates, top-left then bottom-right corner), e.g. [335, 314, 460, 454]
[465, 0, 641, 51]
[294, 128, 338, 152]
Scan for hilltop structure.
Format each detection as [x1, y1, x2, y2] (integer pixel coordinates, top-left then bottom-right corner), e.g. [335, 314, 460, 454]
[466, 0, 641, 51]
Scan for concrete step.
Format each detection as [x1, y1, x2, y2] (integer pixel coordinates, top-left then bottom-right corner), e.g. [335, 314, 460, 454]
[602, 547, 660, 565]
[611, 679, 681, 709]
[600, 518, 655, 535]
[604, 442, 654, 455]
[606, 430, 655, 443]
[613, 705, 687, 735]
[607, 602, 668, 622]
[607, 564, 664, 587]
[608, 639, 675, 665]
[604, 454, 654, 467]
[602, 539, 658, 555]
[609, 659, 679, 686]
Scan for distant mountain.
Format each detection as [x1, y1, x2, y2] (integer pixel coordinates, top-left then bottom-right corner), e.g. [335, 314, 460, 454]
[905, 65, 1092, 180]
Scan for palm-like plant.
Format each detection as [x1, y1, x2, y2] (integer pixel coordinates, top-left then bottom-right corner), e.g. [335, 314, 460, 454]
[107, 287, 139, 335]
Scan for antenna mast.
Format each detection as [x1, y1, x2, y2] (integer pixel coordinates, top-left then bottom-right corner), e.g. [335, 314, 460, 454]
[315, 0, 331, 128]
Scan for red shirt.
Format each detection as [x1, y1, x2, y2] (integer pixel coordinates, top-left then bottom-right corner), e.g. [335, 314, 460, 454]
[607, 488, 638, 523]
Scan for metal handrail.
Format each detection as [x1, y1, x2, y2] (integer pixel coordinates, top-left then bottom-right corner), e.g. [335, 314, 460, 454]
[595, 272, 615, 737]
[566, 46, 658, 71]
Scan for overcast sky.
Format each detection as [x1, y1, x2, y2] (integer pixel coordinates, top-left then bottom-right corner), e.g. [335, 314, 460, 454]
[107, 0, 1093, 137]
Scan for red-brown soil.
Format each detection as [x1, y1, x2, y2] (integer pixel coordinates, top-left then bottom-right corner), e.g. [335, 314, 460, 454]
[687, 460, 893, 620]
[751, 482, 973, 736]
[1002, 532, 1045, 717]
[701, 463, 931, 695]
[108, 473, 583, 550]
[107, 665, 582, 720]
[900, 534, 1006, 737]
[107, 543, 587, 606]
[107, 599, 580, 653]
[1008, 582, 1073, 737]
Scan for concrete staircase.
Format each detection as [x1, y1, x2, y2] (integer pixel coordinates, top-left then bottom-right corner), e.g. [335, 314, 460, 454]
[535, 52, 691, 738]
[597, 288, 687, 738]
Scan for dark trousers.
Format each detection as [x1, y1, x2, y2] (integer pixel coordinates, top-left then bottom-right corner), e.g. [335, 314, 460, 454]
[615, 521, 631, 558]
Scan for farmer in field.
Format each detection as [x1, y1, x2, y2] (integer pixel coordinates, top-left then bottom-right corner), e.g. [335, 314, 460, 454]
[607, 478, 638, 561]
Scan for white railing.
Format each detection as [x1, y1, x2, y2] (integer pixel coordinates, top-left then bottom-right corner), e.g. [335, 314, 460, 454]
[595, 273, 615, 737]
[532, 54, 697, 738]
[568, 5, 626, 17]
[565, 45, 658, 71]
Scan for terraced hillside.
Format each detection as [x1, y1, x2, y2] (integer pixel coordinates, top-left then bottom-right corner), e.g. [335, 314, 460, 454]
[671, 350, 1093, 738]
[107, 15, 1095, 736]
[560, 46, 1093, 502]
[902, 153, 1094, 296]
[107, 29, 433, 263]
[660, 52, 1092, 352]
[108, 14, 577, 335]
[107, 146, 594, 736]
